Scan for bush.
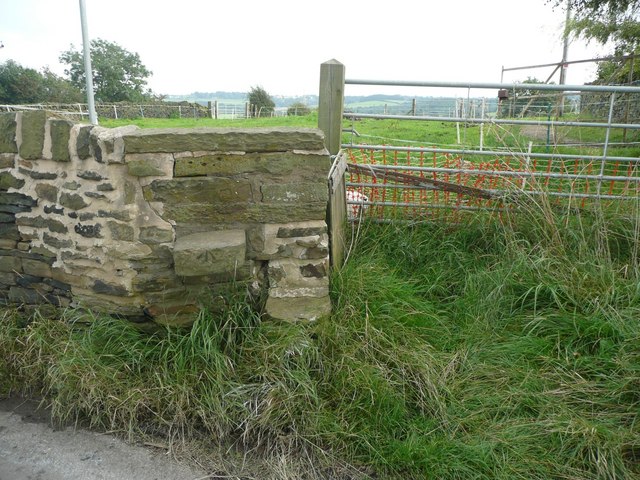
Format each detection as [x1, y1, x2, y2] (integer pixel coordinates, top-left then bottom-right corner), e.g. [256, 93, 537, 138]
[287, 102, 310, 116]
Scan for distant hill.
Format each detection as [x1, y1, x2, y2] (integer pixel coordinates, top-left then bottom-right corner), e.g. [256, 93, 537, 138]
[166, 92, 318, 108]
[166, 92, 499, 116]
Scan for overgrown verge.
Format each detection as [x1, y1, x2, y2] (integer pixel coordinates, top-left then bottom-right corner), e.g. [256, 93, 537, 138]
[1, 201, 639, 479]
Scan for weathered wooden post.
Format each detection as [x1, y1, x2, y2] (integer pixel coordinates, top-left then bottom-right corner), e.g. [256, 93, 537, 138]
[318, 59, 347, 268]
[318, 59, 345, 156]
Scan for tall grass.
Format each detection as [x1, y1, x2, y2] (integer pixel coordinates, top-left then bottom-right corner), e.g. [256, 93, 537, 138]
[1, 200, 639, 478]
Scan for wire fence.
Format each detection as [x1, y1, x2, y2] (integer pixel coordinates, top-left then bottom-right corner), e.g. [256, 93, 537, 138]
[0, 102, 306, 120]
[344, 147, 640, 223]
[337, 80, 640, 223]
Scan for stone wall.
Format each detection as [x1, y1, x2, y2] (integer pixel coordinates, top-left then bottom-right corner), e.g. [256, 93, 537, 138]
[0, 111, 332, 325]
[580, 92, 640, 122]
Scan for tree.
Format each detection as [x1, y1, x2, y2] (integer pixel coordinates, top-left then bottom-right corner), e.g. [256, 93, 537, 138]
[0, 60, 44, 104]
[248, 86, 275, 117]
[551, 0, 640, 48]
[0, 60, 83, 104]
[40, 68, 84, 103]
[60, 39, 153, 102]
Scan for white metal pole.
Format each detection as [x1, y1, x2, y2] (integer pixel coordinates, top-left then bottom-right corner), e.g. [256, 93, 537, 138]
[79, 0, 98, 125]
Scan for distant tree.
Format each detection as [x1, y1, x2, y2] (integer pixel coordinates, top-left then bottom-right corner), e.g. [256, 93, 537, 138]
[287, 101, 311, 116]
[0, 60, 82, 104]
[60, 39, 153, 102]
[40, 67, 84, 103]
[248, 86, 275, 117]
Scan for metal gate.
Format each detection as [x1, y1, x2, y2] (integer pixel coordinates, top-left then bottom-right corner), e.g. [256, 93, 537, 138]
[318, 61, 640, 235]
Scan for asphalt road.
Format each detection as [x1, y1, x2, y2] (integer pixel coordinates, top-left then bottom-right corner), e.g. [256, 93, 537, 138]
[0, 397, 206, 480]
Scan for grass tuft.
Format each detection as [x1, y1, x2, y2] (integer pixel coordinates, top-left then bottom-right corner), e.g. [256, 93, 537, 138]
[1, 202, 639, 478]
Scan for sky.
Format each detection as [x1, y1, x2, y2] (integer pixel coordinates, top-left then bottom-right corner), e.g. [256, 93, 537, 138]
[0, 0, 611, 98]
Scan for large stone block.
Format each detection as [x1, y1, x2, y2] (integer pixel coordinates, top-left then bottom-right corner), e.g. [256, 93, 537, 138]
[50, 119, 72, 161]
[139, 225, 174, 244]
[269, 286, 330, 298]
[254, 223, 328, 260]
[264, 295, 331, 322]
[123, 127, 326, 154]
[276, 221, 327, 238]
[75, 125, 94, 159]
[161, 201, 327, 225]
[19, 111, 49, 160]
[0, 113, 17, 153]
[125, 153, 173, 177]
[267, 258, 329, 290]
[173, 229, 246, 277]
[247, 203, 328, 223]
[90, 125, 139, 164]
[174, 151, 330, 177]
[180, 261, 253, 285]
[103, 242, 152, 260]
[144, 177, 253, 205]
[161, 202, 249, 224]
[261, 183, 328, 204]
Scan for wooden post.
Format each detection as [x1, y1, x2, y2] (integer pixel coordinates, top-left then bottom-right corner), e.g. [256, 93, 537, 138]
[412, 98, 417, 116]
[214, 100, 218, 119]
[318, 59, 345, 155]
[327, 152, 348, 268]
[245, 102, 250, 118]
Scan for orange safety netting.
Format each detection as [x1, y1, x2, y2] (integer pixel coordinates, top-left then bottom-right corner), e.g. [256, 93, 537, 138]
[346, 148, 640, 221]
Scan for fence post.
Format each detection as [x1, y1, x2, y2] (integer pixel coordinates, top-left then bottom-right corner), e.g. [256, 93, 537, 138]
[245, 102, 250, 118]
[318, 60, 347, 269]
[318, 59, 345, 155]
[214, 100, 218, 119]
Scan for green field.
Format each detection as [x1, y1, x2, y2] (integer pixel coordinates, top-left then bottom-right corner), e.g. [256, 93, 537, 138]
[2, 113, 639, 479]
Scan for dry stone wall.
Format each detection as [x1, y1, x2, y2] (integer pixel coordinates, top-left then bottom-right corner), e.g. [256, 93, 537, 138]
[0, 111, 332, 325]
